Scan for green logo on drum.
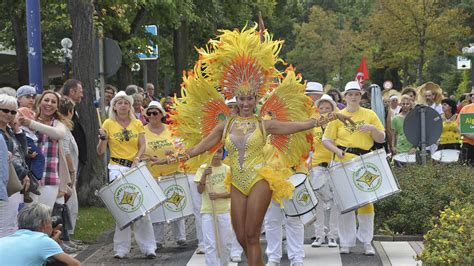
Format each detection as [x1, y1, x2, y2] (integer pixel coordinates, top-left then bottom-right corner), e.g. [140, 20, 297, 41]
[353, 162, 382, 192]
[163, 185, 186, 212]
[296, 189, 311, 207]
[114, 183, 143, 213]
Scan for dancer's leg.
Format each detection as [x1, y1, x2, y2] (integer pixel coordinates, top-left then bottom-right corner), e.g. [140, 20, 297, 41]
[245, 180, 272, 266]
[230, 186, 248, 253]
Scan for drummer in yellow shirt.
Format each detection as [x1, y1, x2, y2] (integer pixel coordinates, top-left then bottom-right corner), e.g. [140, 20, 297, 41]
[97, 91, 156, 259]
[310, 94, 340, 248]
[142, 101, 187, 249]
[322, 81, 385, 256]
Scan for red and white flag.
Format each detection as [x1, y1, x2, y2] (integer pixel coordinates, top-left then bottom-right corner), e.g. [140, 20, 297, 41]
[355, 56, 369, 88]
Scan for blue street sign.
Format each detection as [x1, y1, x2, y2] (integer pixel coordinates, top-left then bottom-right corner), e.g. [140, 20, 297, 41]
[138, 25, 159, 60]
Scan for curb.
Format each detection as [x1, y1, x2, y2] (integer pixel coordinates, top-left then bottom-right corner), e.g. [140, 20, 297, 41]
[373, 234, 423, 241]
[75, 227, 114, 262]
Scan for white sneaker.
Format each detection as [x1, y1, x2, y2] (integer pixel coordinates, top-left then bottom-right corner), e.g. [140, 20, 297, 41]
[364, 243, 375, 256]
[290, 262, 303, 266]
[266, 262, 280, 266]
[231, 256, 242, 262]
[311, 237, 324, 247]
[327, 238, 338, 247]
[195, 246, 205, 254]
[339, 246, 350, 254]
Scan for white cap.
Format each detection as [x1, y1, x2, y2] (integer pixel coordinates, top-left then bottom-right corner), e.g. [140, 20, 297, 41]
[110, 91, 134, 107]
[225, 97, 236, 105]
[305, 82, 324, 94]
[145, 101, 166, 115]
[16, 85, 37, 97]
[315, 94, 337, 111]
[343, 81, 362, 94]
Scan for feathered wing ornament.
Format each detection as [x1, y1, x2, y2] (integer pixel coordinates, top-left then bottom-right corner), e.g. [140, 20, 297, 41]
[170, 65, 231, 170]
[260, 68, 315, 168]
[198, 25, 283, 99]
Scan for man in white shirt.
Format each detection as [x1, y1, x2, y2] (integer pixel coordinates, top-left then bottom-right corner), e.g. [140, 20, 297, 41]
[424, 90, 442, 114]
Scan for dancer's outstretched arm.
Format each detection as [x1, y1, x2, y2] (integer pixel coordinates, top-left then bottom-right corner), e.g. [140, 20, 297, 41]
[264, 112, 354, 135]
[186, 121, 226, 157]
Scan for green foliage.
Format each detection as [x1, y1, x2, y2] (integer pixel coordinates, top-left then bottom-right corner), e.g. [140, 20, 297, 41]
[375, 163, 474, 235]
[417, 200, 473, 264]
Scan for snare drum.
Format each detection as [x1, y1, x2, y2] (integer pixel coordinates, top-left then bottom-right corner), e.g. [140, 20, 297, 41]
[328, 149, 401, 214]
[97, 163, 167, 230]
[150, 173, 194, 223]
[283, 173, 318, 225]
[393, 153, 416, 163]
[431, 149, 460, 163]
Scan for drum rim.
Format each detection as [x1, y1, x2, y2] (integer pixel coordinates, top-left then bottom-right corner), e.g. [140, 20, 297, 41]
[285, 203, 318, 217]
[290, 172, 308, 188]
[393, 152, 416, 163]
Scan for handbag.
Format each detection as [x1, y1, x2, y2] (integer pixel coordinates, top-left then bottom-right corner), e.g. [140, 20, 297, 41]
[7, 161, 22, 197]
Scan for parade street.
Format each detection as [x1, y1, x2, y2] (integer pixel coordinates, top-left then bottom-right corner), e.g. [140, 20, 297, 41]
[75, 216, 423, 265]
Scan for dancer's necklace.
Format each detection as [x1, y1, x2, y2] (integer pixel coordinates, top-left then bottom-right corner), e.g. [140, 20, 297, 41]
[236, 117, 255, 134]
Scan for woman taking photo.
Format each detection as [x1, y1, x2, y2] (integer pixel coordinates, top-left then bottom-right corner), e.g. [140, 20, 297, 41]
[322, 81, 385, 256]
[97, 91, 156, 259]
[142, 101, 187, 249]
[19, 91, 70, 209]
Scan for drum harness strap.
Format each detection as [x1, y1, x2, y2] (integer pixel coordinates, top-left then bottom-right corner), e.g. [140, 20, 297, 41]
[336, 146, 373, 156]
[111, 157, 133, 168]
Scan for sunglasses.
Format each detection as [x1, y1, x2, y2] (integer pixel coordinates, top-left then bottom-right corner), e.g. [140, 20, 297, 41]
[146, 111, 161, 116]
[122, 129, 130, 141]
[0, 108, 17, 115]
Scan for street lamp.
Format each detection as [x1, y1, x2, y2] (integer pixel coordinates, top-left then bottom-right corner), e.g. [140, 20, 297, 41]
[462, 43, 474, 90]
[61, 38, 73, 80]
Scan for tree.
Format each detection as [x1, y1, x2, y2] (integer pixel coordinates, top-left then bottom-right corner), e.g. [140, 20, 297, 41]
[286, 6, 359, 86]
[367, 0, 470, 85]
[67, 0, 105, 205]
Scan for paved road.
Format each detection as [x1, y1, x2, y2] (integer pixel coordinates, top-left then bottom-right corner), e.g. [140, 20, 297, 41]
[76, 216, 422, 265]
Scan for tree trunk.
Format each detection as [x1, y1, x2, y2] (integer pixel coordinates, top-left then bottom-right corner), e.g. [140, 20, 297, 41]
[68, 0, 105, 206]
[7, 0, 29, 85]
[147, 60, 159, 96]
[417, 44, 425, 85]
[173, 19, 189, 95]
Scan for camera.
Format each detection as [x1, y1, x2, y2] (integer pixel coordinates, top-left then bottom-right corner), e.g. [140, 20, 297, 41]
[51, 215, 63, 228]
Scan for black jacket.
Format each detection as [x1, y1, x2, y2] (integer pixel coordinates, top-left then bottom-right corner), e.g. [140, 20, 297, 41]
[72, 110, 87, 164]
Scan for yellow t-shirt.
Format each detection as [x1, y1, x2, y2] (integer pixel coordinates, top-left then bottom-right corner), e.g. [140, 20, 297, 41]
[143, 125, 180, 177]
[323, 107, 384, 161]
[194, 164, 231, 214]
[312, 126, 333, 166]
[102, 118, 144, 163]
[440, 116, 460, 145]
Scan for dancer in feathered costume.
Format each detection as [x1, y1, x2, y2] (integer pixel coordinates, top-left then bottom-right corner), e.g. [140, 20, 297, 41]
[153, 25, 353, 265]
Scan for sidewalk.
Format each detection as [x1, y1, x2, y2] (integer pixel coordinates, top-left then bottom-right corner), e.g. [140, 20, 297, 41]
[77, 216, 198, 265]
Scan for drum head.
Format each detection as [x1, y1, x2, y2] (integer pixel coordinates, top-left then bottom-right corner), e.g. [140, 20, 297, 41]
[431, 149, 460, 163]
[393, 153, 416, 163]
[288, 173, 307, 187]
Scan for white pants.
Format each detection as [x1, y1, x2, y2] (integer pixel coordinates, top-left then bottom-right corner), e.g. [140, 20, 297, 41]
[65, 187, 78, 234]
[109, 164, 156, 255]
[264, 200, 304, 263]
[38, 185, 59, 209]
[0, 192, 22, 237]
[153, 219, 186, 243]
[338, 211, 374, 247]
[187, 173, 203, 248]
[230, 230, 243, 257]
[202, 213, 232, 266]
[310, 167, 339, 239]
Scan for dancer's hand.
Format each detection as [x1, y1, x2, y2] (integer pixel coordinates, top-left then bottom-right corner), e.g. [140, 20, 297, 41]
[335, 112, 355, 126]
